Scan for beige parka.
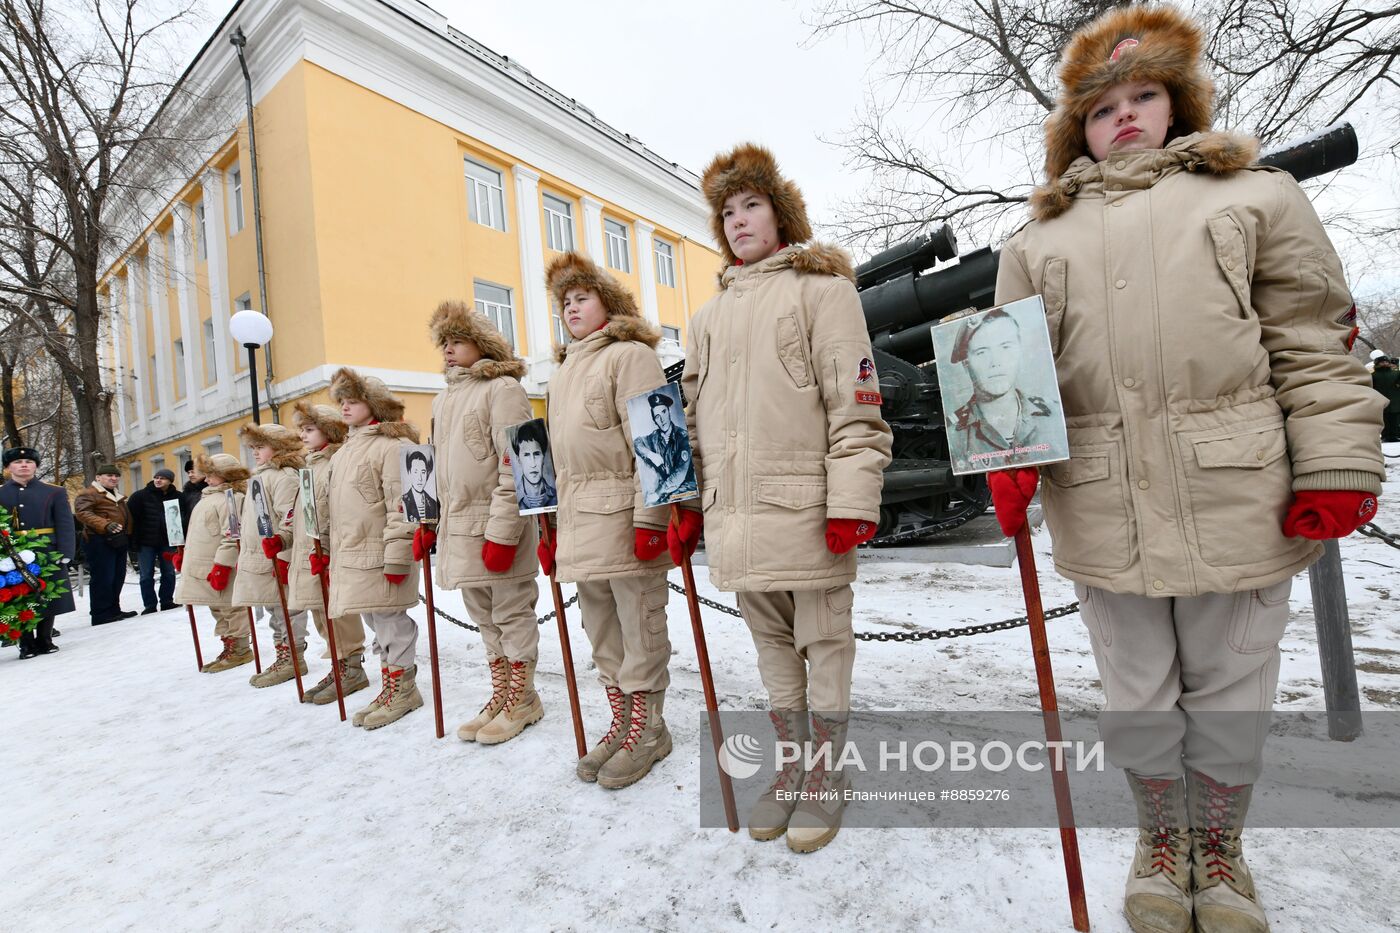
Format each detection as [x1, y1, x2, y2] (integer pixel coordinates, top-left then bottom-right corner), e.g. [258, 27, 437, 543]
[681, 244, 894, 592]
[283, 443, 338, 613]
[231, 460, 302, 607]
[173, 485, 244, 608]
[995, 131, 1384, 597]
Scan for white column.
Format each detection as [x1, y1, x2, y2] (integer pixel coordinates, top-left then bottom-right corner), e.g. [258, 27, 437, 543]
[676, 237, 692, 323]
[171, 204, 201, 409]
[125, 255, 148, 436]
[146, 234, 174, 419]
[632, 219, 660, 326]
[581, 195, 605, 261]
[108, 284, 127, 438]
[513, 164, 554, 392]
[201, 169, 234, 406]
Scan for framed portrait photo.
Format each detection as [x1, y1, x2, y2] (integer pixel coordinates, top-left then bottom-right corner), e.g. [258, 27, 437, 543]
[930, 294, 1070, 476]
[625, 382, 697, 508]
[249, 477, 275, 539]
[163, 500, 185, 547]
[399, 444, 440, 525]
[298, 468, 319, 540]
[506, 418, 558, 516]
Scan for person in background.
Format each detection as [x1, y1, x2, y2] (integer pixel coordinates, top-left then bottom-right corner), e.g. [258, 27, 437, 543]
[180, 459, 207, 532]
[126, 468, 181, 614]
[0, 447, 76, 658]
[1369, 350, 1400, 442]
[73, 464, 136, 626]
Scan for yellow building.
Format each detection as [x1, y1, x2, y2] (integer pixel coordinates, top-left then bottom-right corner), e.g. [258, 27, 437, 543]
[99, 0, 722, 487]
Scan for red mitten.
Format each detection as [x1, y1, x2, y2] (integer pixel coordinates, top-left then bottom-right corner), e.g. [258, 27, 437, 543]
[634, 527, 666, 561]
[274, 557, 289, 585]
[825, 518, 877, 555]
[668, 509, 703, 565]
[207, 563, 231, 592]
[308, 552, 329, 576]
[1283, 490, 1378, 540]
[988, 468, 1039, 537]
[413, 526, 437, 562]
[537, 533, 556, 577]
[171, 550, 183, 572]
[482, 540, 516, 573]
[260, 537, 282, 561]
[384, 572, 408, 585]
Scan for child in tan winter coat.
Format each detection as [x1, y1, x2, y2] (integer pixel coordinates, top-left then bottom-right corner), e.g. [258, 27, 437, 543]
[279, 401, 370, 704]
[233, 423, 308, 690]
[424, 301, 542, 745]
[173, 453, 251, 673]
[324, 367, 425, 730]
[680, 144, 893, 853]
[544, 252, 675, 789]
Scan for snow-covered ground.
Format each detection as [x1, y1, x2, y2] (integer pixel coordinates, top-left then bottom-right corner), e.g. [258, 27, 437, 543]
[5, 459, 1400, 932]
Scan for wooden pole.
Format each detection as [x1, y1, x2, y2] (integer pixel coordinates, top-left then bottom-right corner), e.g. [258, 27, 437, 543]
[180, 545, 203, 671]
[540, 515, 586, 758]
[313, 538, 346, 721]
[1014, 525, 1090, 932]
[421, 544, 445, 739]
[246, 606, 262, 674]
[670, 505, 738, 833]
[273, 568, 305, 701]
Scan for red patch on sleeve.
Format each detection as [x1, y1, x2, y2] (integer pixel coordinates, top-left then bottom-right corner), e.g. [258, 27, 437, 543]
[856, 390, 883, 406]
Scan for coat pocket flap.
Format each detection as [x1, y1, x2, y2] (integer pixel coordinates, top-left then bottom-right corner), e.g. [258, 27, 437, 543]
[1207, 213, 1251, 313]
[575, 492, 632, 515]
[1045, 451, 1110, 487]
[754, 479, 826, 510]
[1191, 425, 1287, 469]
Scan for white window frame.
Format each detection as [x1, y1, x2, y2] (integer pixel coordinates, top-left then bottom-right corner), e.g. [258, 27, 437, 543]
[474, 281, 516, 350]
[201, 436, 223, 456]
[172, 338, 186, 399]
[195, 200, 208, 260]
[604, 218, 630, 273]
[228, 164, 244, 234]
[661, 325, 681, 345]
[542, 193, 575, 252]
[202, 319, 218, 385]
[550, 297, 569, 347]
[130, 462, 142, 491]
[231, 294, 252, 373]
[654, 238, 676, 288]
[465, 158, 507, 232]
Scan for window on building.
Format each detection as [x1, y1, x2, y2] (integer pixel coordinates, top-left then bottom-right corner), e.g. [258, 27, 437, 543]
[654, 238, 676, 288]
[152, 455, 166, 479]
[604, 218, 630, 273]
[550, 297, 569, 347]
[172, 338, 186, 400]
[195, 200, 208, 260]
[474, 282, 516, 350]
[202, 437, 223, 456]
[130, 462, 142, 490]
[228, 164, 244, 234]
[543, 193, 574, 252]
[465, 158, 506, 231]
[202, 319, 218, 385]
[232, 295, 252, 371]
[148, 353, 159, 412]
[662, 325, 681, 344]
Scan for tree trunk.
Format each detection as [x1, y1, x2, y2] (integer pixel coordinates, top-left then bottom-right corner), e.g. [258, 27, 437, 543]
[71, 260, 116, 481]
[0, 355, 21, 447]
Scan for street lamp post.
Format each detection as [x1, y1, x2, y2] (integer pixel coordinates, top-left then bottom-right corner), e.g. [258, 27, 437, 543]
[229, 309, 274, 425]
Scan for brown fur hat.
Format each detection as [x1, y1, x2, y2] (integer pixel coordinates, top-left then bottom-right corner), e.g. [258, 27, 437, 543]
[1041, 4, 1213, 184]
[237, 422, 306, 469]
[329, 367, 405, 423]
[196, 452, 251, 489]
[701, 143, 813, 266]
[427, 299, 522, 371]
[546, 252, 640, 319]
[292, 400, 347, 445]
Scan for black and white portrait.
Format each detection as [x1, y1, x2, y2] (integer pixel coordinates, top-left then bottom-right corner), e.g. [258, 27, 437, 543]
[399, 445, 440, 524]
[507, 418, 557, 515]
[931, 295, 1070, 475]
[625, 383, 697, 508]
[250, 477, 274, 538]
[163, 500, 185, 547]
[298, 468, 319, 540]
[225, 489, 242, 540]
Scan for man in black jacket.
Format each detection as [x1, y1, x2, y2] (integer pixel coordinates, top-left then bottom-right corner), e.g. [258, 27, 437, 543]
[127, 468, 180, 613]
[179, 459, 206, 533]
[0, 447, 76, 657]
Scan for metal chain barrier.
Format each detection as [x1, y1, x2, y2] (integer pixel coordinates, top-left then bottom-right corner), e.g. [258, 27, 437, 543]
[421, 580, 1079, 643]
[1357, 521, 1400, 550]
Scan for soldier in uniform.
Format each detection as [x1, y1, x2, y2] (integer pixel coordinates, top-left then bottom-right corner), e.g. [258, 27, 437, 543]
[399, 450, 440, 522]
[632, 392, 696, 502]
[0, 447, 76, 658]
[948, 308, 1058, 471]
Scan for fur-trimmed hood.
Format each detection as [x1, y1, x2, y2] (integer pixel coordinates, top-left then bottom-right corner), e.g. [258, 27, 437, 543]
[196, 452, 251, 488]
[428, 299, 522, 368]
[1029, 130, 1258, 221]
[701, 143, 813, 267]
[447, 357, 528, 382]
[292, 400, 347, 445]
[719, 242, 856, 289]
[238, 422, 306, 470]
[546, 252, 640, 319]
[553, 315, 661, 364]
[1041, 4, 1214, 189]
[329, 367, 405, 423]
